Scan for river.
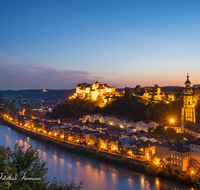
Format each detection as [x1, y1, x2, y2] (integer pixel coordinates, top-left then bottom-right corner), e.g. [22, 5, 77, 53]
[0, 124, 193, 190]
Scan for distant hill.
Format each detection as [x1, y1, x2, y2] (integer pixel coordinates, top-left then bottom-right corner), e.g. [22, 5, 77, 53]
[193, 84, 200, 88]
[0, 89, 76, 101]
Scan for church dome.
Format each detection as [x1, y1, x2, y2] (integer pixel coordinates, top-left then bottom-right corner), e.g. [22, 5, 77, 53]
[185, 75, 191, 87]
[183, 74, 193, 95]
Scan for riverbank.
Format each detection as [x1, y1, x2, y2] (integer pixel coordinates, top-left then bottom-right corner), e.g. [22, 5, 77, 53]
[1, 118, 147, 173]
[0, 118, 195, 188]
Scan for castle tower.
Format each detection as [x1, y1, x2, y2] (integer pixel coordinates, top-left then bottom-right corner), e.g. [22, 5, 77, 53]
[181, 74, 195, 133]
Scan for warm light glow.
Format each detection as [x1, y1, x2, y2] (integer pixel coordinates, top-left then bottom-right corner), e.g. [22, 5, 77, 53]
[191, 170, 194, 175]
[54, 132, 57, 136]
[155, 177, 160, 189]
[61, 135, 64, 139]
[170, 119, 174, 123]
[49, 132, 52, 135]
[155, 160, 159, 165]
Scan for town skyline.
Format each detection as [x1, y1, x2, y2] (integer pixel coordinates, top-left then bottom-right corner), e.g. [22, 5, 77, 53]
[0, 0, 200, 90]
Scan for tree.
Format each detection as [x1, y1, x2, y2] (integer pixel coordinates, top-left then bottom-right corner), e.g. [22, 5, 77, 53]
[95, 142, 100, 152]
[144, 86, 150, 92]
[148, 127, 154, 134]
[94, 119, 100, 124]
[0, 144, 84, 190]
[25, 108, 33, 118]
[153, 125, 165, 137]
[10, 143, 48, 189]
[154, 84, 159, 90]
[165, 127, 176, 140]
[124, 87, 133, 100]
[134, 85, 141, 93]
[174, 133, 183, 140]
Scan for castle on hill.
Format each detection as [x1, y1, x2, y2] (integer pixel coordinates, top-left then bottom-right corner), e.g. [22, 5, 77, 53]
[134, 87, 166, 101]
[70, 81, 122, 106]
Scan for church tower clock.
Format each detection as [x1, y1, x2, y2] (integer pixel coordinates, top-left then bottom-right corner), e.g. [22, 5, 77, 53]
[181, 74, 195, 133]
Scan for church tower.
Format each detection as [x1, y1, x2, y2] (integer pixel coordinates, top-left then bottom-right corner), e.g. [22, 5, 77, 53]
[181, 74, 195, 133]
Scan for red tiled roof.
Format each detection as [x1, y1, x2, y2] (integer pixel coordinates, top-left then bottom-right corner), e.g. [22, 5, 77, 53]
[185, 121, 200, 133]
[60, 118, 77, 123]
[190, 138, 200, 145]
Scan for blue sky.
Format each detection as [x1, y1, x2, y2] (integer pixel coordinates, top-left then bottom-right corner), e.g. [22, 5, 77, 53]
[0, 0, 200, 90]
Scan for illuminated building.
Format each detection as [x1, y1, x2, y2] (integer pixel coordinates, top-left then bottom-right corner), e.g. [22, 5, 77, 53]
[169, 141, 190, 171]
[70, 81, 121, 106]
[190, 138, 200, 160]
[135, 87, 165, 102]
[181, 74, 196, 133]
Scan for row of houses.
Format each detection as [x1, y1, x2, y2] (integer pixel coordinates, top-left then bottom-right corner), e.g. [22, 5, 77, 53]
[79, 114, 176, 133]
[4, 113, 200, 172]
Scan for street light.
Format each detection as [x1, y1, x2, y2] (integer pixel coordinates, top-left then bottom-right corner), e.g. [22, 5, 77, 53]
[170, 119, 174, 123]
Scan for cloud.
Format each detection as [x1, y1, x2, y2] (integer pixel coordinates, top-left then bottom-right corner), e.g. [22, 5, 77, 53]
[24, 55, 56, 65]
[5, 56, 19, 63]
[0, 55, 96, 90]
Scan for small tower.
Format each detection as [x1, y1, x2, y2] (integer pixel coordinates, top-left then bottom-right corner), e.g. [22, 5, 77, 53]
[22, 107, 25, 116]
[181, 74, 195, 133]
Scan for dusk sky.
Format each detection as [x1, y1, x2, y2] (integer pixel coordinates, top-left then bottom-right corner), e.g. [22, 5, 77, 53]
[0, 0, 200, 90]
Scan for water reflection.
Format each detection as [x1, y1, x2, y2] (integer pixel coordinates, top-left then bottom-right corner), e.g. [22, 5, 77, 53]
[155, 178, 160, 190]
[6, 135, 11, 147]
[0, 125, 194, 190]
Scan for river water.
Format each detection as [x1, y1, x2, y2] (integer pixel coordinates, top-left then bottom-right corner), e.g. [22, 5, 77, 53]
[0, 124, 193, 190]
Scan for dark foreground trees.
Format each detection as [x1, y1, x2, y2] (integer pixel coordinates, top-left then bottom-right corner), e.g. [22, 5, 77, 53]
[51, 98, 100, 119]
[0, 143, 83, 190]
[153, 125, 183, 141]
